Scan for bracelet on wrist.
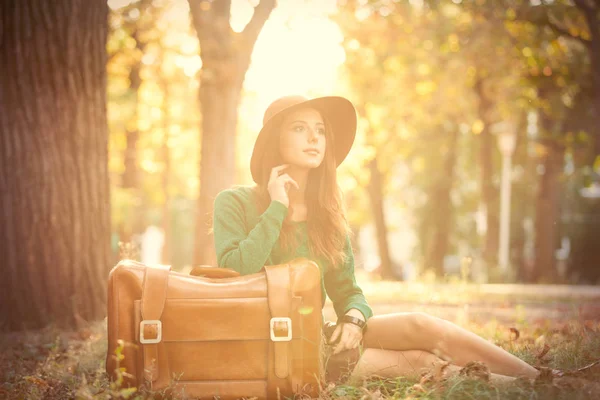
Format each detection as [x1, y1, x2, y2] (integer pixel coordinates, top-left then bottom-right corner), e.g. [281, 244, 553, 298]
[341, 315, 367, 330]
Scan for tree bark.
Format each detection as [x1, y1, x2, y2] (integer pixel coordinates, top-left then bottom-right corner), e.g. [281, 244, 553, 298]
[532, 145, 563, 282]
[531, 103, 563, 282]
[574, 0, 600, 158]
[0, 0, 110, 330]
[425, 128, 460, 278]
[367, 157, 396, 280]
[188, 0, 275, 266]
[474, 78, 499, 267]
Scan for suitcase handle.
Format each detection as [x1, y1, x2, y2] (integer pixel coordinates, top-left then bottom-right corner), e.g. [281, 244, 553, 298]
[189, 265, 241, 278]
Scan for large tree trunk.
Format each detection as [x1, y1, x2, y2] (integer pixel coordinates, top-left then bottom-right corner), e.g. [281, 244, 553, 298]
[425, 128, 460, 278]
[0, 0, 110, 330]
[188, 0, 275, 266]
[573, 0, 600, 159]
[474, 78, 499, 267]
[367, 157, 396, 280]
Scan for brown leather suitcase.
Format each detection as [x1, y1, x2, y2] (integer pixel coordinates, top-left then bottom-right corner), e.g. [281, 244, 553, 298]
[105, 258, 323, 399]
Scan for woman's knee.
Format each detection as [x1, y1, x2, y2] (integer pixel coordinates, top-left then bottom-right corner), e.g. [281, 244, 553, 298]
[363, 312, 441, 350]
[406, 312, 441, 333]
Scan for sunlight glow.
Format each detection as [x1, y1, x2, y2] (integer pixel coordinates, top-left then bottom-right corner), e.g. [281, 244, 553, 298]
[234, 0, 345, 131]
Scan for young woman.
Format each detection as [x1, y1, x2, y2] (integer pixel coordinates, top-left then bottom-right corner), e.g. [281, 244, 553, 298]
[212, 95, 539, 384]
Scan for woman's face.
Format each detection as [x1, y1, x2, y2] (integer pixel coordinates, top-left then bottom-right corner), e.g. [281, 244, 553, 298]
[278, 107, 327, 170]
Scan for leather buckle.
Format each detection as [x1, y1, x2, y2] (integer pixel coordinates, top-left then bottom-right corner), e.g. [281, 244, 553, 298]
[270, 317, 292, 342]
[140, 320, 162, 344]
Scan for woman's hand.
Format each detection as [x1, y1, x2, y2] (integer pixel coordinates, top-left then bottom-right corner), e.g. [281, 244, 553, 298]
[329, 320, 364, 355]
[267, 164, 299, 208]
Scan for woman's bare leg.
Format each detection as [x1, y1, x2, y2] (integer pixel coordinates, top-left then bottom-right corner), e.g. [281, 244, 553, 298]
[361, 313, 539, 378]
[349, 348, 516, 385]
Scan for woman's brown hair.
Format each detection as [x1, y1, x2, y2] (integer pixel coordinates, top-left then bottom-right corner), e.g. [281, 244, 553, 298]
[253, 111, 351, 269]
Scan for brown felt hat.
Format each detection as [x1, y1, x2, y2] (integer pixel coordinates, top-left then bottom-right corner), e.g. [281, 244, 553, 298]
[250, 95, 357, 184]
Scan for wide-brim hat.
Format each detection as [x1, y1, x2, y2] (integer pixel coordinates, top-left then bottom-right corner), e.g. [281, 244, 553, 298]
[250, 95, 357, 184]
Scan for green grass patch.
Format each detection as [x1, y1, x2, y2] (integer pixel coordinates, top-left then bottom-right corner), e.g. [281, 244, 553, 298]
[1, 309, 599, 399]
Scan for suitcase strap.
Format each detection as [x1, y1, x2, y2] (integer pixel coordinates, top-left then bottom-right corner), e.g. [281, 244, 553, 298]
[140, 264, 171, 385]
[265, 264, 302, 395]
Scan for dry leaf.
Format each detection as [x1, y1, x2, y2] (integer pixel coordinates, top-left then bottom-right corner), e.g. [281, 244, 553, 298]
[534, 367, 554, 385]
[459, 361, 491, 382]
[536, 343, 551, 360]
[509, 327, 520, 341]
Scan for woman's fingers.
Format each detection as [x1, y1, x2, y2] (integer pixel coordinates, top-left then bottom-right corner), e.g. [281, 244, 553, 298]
[269, 164, 290, 182]
[333, 327, 353, 354]
[329, 324, 343, 345]
[277, 174, 300, 190]
[332, 324, 363, 354]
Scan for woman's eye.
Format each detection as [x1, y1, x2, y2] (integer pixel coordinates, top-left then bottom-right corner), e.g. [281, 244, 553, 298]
[317, 128, 326, 135]
[293, 125, 305, 132]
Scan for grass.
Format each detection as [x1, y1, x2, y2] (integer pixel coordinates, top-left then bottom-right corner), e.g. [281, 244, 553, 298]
[1, 302, 600, 399]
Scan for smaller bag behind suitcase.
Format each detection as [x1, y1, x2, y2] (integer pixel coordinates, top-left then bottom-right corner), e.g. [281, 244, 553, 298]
[105, 258, 323, 399]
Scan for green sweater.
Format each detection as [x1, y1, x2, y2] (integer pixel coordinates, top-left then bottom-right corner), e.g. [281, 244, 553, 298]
[212, 185, 373, 321]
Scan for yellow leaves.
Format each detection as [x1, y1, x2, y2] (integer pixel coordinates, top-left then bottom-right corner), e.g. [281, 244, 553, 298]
[416, 80, 437, 96]
[417, 63, 431, 76]
[522, 47, 533, 58]
[24, 376, 50, 389]
[383, 57, 403, 73]
[412, 157, 426, 174]
[472, 119, 485, 135]
[466, 66, 477, 78]
[505, 8, 516, 20]
[447, 34, 460, 52]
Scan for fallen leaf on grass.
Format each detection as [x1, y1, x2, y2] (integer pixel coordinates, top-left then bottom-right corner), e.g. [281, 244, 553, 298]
[536, 343, 550, 360]
[459, 361, 491, 382]
[24, 375, 49, 389]
[509, 327, 520, 341]
[419, 360, 451, 385]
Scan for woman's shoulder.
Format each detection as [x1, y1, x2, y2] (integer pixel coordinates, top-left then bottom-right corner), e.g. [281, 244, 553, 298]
[215, 184, 257, 205]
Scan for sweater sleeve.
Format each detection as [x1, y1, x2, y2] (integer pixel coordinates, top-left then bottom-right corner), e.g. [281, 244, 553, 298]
[323, 234, 373, 321]
[213, 189, 288, 275]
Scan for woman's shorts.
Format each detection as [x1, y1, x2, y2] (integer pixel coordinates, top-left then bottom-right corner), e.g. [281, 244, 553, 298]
[323, 321, 362, 383]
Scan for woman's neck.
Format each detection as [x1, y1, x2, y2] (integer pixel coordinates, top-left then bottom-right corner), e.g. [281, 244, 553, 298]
[285, 166, 308, 206]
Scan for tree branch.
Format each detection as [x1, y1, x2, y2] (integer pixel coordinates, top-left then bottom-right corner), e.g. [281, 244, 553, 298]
[240, 0, 276, 54]
[512, 6, 592, 49]
[188, 0, 233, 44]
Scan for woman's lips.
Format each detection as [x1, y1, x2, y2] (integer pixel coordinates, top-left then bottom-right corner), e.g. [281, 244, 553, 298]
[304, 150, 319, 156]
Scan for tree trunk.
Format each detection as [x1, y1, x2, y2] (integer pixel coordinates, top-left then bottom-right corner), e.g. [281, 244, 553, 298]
[532, 145, 563, 282]
[531, 101, 564, 282]
[194, 83, 241, 266]
[0, 0, 110, 331]
[425, 128, 460, 278]
[188, 0, 275, 266]
[367, 157, 396, 280]
[474, 78, 499, 267]
[574, 0, 600, 159]
[122, 30, 144, 189]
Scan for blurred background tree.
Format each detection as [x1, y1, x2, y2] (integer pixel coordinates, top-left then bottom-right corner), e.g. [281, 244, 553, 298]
[102, 0, 599, 285]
